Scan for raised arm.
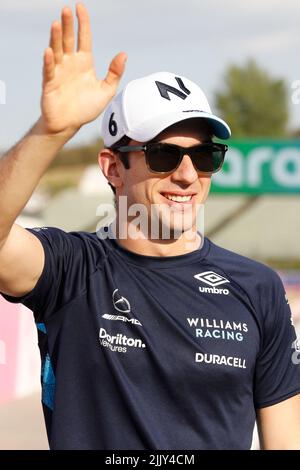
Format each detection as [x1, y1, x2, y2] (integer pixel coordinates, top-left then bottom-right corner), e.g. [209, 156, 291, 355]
[0, 3, 127, 297]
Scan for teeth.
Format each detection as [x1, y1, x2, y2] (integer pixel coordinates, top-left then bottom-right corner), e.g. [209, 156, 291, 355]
[164, 194, 192, 202]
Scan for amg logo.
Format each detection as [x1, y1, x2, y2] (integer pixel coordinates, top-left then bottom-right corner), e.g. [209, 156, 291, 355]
[102, 314, 142, 326]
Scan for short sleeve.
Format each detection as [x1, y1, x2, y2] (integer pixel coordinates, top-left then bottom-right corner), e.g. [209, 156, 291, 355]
[254, 271, 300, 408]
[1, 227, 99, 323]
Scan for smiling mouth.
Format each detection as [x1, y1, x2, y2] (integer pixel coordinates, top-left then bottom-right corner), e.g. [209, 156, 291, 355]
[161, 193, 195, 203]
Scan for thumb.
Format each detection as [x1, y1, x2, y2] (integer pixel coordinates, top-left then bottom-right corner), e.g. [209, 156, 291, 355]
[103, 52, 127, 89]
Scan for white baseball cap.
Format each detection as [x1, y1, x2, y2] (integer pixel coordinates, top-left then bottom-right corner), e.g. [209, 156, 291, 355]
[101, 71, 231, 147]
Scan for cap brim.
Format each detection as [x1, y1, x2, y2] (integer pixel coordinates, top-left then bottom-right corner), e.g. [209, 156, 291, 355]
[127, 111, 231, 142]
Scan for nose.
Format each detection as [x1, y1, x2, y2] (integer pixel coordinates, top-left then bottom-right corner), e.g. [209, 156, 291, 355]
[170, 153, 198, 185]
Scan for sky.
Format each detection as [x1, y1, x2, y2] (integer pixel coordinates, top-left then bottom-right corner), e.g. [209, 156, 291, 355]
[0, 0, 300, 150]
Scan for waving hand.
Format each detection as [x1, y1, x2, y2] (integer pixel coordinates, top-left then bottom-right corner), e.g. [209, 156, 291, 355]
[41, 3, 127, 136]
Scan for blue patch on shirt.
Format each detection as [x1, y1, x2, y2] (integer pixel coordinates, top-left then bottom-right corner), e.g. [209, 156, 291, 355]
[36, 322, 47, 334]
[41, 353, 55, 410]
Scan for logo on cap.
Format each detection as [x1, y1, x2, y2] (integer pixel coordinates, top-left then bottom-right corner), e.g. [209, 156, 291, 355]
[109, 112, 118, 136]
[155, 76, 191, 101]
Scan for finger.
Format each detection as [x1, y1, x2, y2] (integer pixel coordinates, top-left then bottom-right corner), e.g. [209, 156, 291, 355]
[43, 48, 55, 84]
[76, 3, 92, 52]
[62, 6, 75, 54]
[103, 52, 127, 89]
[49, 21, 63, 64]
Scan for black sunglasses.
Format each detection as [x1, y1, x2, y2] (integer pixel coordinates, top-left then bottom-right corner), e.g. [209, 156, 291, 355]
[115, 142, 228, 174]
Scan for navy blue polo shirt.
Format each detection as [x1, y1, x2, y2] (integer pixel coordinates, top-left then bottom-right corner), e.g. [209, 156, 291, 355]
[2, 226, 300, 449]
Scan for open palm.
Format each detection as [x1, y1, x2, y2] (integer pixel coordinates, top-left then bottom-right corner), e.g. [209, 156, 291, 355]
[41, 4, 127, 135]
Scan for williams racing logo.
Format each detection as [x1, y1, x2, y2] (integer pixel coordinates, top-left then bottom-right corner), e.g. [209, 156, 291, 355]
[194, 271, 230, 295]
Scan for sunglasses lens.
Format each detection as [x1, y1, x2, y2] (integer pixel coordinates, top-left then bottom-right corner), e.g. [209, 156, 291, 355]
[147, 144, 181, 172]
[192, 145, 224, 173]
[145, 143, 225, 173]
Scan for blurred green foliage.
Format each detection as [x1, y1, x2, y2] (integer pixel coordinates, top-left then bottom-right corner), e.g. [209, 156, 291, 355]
[49, 138, 103, 168]
[267, 259, 300, 270]
[215, 59, 288, 138]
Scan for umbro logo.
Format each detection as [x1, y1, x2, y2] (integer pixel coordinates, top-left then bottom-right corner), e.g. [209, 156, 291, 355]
[194, 271, 230, 295]
[194, 271, 230, 287]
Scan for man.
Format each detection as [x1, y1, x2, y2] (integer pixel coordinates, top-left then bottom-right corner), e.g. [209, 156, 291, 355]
[0, 4, 300, 450]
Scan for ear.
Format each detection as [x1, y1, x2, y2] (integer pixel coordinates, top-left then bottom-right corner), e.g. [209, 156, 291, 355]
[98, 148, 124, 191]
